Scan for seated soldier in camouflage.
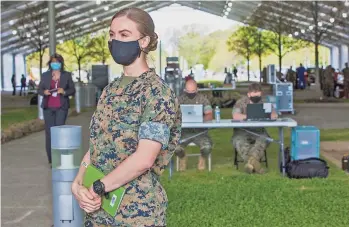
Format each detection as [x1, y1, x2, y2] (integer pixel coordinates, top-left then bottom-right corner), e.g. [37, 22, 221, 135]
[232, 83, 278, 174]
[175, 79, 213, 171]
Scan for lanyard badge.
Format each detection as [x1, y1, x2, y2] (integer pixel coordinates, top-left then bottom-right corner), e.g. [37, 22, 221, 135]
[52, 80, 58, 97]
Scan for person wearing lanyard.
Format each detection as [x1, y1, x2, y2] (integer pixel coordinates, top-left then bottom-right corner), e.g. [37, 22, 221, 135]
[38, 53, 76, 165]
[71, 7, 182, 227]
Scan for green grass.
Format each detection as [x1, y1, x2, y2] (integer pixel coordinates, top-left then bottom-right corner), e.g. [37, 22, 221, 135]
[161, 108, 349, 227]
[1, 98, 80, 130]
[1, 106, 38, 129]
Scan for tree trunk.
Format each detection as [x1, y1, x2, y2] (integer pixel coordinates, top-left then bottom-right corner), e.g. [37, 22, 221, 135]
[78, 59, 81, 82]
[313, 1, 322, 96]
[247, 55, 250, 81]
[278, 33, 282, 73]
[314, 41, 321, 93]
[39, 53, 43, 80]
[259, 53, 262, 83]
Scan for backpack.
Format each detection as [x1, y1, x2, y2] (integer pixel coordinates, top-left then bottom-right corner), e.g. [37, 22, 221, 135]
[286, 158, 329, 179]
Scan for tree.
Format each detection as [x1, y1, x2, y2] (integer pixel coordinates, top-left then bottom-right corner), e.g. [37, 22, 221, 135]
[12, 3, 47, 80]
[57, 23, 93, 81]
[249, 1, 309, 73]
[198, 34, 217, 69]
[267, 33, 309, 73]
[87, 30, 110, 64]
[177, 32, 216, 69]
[293, 1, 346, 92]
[226, 26, 257, 81]
[251, 30, 272, 82]
[165, 24, 210, 56]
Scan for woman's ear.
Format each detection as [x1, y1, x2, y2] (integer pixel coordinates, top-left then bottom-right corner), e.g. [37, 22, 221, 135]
[139, 36, 150, 51]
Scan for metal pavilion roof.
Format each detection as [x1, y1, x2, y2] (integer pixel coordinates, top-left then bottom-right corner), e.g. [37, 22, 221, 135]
[1, 1, 349, 56]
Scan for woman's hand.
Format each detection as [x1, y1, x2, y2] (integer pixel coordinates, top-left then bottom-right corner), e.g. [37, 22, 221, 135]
[57, 88, 65, 94]
[72, 182, 101, 213]
[88, 186, 102, 200]
[44, 90, 51, 96]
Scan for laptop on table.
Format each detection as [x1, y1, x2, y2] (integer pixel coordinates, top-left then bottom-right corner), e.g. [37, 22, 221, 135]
[246, 103, 275, 121]
[180, 104, 204, 123]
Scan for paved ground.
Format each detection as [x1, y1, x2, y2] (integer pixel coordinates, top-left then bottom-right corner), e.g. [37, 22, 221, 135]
[321, 141, 349, 169]
[291, 103, 349, 129]
[1, 104, 349, 226]
[1, 111, 93, 227]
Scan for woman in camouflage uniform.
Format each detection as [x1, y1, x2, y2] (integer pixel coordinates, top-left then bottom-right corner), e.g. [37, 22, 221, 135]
[71, 8, 182, 227]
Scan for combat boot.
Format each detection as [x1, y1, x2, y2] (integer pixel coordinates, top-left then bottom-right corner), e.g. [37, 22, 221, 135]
[244, 162, 254, 174]
[248, 157, 265, 174]
[178, 156, 187, 171]
[198, 156, 206, 170]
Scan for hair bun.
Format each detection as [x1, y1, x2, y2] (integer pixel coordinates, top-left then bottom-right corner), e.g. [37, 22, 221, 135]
[147, 32, 158, 52]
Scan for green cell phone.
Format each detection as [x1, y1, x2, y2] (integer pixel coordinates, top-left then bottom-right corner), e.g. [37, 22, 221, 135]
[82, 162, 126, 217]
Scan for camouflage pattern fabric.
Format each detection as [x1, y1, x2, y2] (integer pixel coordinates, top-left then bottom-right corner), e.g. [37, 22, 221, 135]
[87, 69, 182, 226]
[343, 67, 349, 98]
[323, 67, 334, 97]
[232, 96, 269, 161]
[232, 133, 269, 162]
[175, 132, 212, 158]
[286, 69, 296, 87]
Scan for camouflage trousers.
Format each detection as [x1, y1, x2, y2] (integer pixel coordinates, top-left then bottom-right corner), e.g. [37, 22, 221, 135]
[323, 82, 334, 97]
[175, 133, 212, 158]
[344, 81, 349, 98]
[231, 133, 269, 162]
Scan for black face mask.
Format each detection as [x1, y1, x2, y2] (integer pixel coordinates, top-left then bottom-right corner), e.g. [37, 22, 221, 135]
[108, 39, 141, 66]
[250, 96, 262, 103]
[186, 92, 197, 99]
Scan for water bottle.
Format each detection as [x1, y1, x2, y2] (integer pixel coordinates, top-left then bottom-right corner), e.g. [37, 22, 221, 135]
[232, 79, 236, 89]
[215, 106, 220, 122]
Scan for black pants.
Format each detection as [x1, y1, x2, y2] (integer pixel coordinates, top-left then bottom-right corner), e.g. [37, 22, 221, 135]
[20, 86, 26, 96]
[43, 108, 68, 163]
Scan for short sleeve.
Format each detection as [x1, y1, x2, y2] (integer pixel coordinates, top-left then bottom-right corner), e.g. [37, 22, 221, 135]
[232, 99, 243, 114]
[138, 93, 176, 149]
[201, 95, 212, 112]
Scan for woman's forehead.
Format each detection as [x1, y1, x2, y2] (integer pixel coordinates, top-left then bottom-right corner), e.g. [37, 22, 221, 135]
[110, 16, 139, 34]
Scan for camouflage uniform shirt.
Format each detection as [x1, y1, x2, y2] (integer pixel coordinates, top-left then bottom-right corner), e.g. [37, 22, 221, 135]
[343, 67, 349, 82]
[178, 92, 212, 135]
[232, 96, 266, 134]
[86, 69, 182, 227]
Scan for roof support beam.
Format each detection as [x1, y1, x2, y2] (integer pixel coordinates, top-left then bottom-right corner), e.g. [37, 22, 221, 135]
[1, 1, 145, 52]
[11, 2, 172, 55]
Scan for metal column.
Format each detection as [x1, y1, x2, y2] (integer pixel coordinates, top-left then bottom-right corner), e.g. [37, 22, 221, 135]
[330, 46, 339, 70]
[23, 55, 27, 77]
[12, 54, 16, 78]
[48, 1, 56, 55]
[1, 54, 4, 90]
[340, 45, 348, 70]
[38, 1, 56, 120]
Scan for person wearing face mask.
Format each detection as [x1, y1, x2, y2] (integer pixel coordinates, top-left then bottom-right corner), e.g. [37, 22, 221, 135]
[38, 53, 76, 165]
[231, 83, 277, 174]
[71, 8, 181, 227]
[175, 79, 213, 171]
